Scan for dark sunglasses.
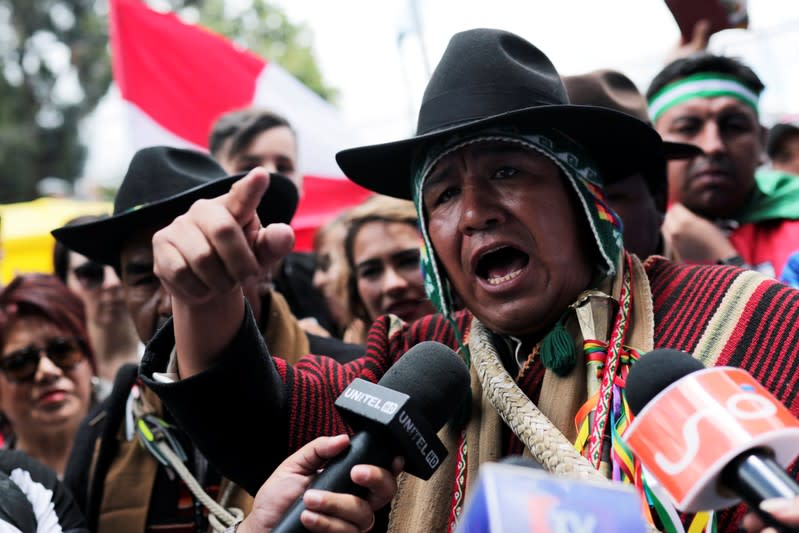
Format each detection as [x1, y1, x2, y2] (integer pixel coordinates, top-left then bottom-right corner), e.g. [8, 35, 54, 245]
[73, 261, 106, 289]
[0, 337, 86, 383]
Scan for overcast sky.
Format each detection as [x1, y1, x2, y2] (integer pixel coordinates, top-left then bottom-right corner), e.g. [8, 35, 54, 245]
[81, 0, 799, 189]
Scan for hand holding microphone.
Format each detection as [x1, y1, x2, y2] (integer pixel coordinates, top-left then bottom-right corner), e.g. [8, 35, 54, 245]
[272, 341, 470, 533]
[624, 349, 799, 533]
[237, 434, 401, 533]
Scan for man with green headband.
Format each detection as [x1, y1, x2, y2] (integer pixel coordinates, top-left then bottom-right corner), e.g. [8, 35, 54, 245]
[648, 53, 799, 278]
[139, 30, 799, 532]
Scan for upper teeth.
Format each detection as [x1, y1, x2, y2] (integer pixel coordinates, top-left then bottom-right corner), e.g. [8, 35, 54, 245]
[487, 269, 522, 285]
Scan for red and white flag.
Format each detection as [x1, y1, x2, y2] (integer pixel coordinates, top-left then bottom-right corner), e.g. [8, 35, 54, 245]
[109, 0, 371, 250]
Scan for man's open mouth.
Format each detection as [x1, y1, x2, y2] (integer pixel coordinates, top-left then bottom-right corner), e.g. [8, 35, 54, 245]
[475, 246, 530, 286]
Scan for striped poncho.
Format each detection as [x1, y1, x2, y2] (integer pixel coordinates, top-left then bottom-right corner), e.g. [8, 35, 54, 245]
[142, 257, 799, 533]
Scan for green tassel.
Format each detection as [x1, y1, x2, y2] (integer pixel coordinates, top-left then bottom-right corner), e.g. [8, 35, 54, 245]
[540, 320, 578, 376]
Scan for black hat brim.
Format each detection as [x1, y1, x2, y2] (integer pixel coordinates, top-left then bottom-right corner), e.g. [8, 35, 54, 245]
[336, 104, 700, 200]
[51, 172, 298, 267]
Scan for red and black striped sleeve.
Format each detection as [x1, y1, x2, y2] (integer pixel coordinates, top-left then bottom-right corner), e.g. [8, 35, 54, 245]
[282, 312, 465, 452]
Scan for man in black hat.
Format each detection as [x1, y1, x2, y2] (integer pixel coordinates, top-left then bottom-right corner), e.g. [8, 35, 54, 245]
[139, 30, 799, 532]
[52, 146, 362, 532]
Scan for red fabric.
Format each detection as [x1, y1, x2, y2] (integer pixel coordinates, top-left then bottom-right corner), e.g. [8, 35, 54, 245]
[109, 0, 265, 147]
[291, 175, 373, 251]
[729, 219, 799, 278]
[108, 0, 371, 251]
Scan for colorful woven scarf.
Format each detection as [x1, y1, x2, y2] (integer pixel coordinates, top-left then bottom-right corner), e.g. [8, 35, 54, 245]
[570, 253, 716, 533]
[411, 128, 624, 376]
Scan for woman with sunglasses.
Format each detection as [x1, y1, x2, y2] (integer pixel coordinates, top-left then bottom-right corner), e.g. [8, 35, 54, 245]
[54, 215, 139, 400]
[0, 274, 95, 477]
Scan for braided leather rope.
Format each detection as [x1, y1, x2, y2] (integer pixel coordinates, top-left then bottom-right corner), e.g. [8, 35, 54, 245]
[468, 316, 660, 532]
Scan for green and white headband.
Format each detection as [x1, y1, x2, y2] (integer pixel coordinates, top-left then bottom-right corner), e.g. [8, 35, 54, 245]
[648, 72, 760, 123]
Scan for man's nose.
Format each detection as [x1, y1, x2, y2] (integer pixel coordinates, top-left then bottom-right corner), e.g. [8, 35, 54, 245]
[458, 185, 504, 235]
[696, 122, 725, 155]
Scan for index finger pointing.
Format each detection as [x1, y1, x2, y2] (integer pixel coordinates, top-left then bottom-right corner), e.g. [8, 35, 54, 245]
[224, 167, 271, 225]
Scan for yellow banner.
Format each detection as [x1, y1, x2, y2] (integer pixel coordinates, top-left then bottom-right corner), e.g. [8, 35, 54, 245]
[0, 198, 111, 284]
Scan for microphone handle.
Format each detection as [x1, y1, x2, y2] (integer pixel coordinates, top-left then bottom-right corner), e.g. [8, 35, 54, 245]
[722, 450, 799, 533]
[271, 431, 396, 533]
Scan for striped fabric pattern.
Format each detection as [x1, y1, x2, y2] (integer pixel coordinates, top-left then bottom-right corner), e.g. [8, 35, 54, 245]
[275, 257, 799, 532]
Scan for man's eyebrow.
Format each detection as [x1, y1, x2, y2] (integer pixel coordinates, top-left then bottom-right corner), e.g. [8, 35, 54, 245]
[424, 167, 451, 190]
[425, 143, 537, 188]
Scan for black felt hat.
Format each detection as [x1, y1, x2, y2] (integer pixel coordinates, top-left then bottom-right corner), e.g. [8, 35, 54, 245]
[52, 146, 298, 267]
[336, 28, 698, 200]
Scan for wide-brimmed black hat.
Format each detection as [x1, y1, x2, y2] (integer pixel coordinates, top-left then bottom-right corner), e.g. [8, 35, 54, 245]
[336, 28, 698, 200]
[52, 146, 298, 267]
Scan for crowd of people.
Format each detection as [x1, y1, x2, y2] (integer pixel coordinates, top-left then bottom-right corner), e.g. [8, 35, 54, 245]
[3, 22, 799, 533]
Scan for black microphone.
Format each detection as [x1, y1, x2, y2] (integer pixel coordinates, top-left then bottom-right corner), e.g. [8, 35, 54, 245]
[625, 349, 799, 533]
[272, 341, 470, 533]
